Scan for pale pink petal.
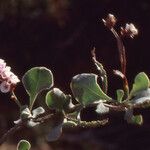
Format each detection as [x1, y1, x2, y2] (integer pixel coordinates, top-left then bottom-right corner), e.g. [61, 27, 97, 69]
[0, 59, 6, 73]
[0, 81, 11, 93]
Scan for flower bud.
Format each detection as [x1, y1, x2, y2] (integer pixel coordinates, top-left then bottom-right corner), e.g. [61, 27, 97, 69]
[102, 14, 117, 29]
[121, 23, 138, 38]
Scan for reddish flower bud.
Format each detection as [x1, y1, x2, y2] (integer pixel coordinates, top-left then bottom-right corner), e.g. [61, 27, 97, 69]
[102, 14, 117, 29]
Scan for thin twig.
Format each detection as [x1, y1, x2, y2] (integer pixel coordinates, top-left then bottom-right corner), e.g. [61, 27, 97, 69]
[0, 113, 54, 145]
[11, 90, 22, 108]
[104, 103, 126, 111]
[0, 122, 23, 145]
[65, 115, 109, 128]
[110, 28, 126, 75]
[33, 113, 54, 123]
[110, 28, 129, 98]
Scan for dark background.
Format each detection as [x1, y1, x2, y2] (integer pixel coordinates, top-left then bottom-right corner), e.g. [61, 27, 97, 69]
[0, 0, 150, 149]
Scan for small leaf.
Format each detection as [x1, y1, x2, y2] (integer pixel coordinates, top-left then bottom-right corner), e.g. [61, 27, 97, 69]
[32, 107, 45, 118]
[46, 88, 71, 111]
[46, 124, 62, 142]
[17, 140, 31, 150]
[131, 89, 150, 108]
[67, 111, 81, 121]
[70, 73, 111, 106]
[27, 120, 40, 127]
[124, 108, 143, 125]
[116, 89, 124, 103]
[96, 102, 109, 114]
[132, 115, 143, 125]
[132, 97, 150, 107]
[63, 119, 77, 128]
[133, 88, 150, 98]
[22, 67, 54, 109]
[14, 119, 21, 124]
[130, 72, 149, 98]
[20, 107, 32, 120]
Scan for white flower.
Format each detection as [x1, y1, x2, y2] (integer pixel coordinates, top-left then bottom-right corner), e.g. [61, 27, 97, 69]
[9, 74, 20, 84]
[121, 23, 138, 38]
[125, 23, 138, 36]
[1, 66, 11, 79]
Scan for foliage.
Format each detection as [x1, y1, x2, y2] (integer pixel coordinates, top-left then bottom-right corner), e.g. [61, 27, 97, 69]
[17, 140, 31, 150]
[0, 13, 149, 149]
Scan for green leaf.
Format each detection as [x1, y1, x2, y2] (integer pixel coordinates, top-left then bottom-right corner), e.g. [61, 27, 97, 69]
[131, 89, 150, 108]
[27, 120, 40, 127]
[70, 73, 111, 106]
[22, 67, 54, 109]
[130, 72, 149, 98]
[66, 110, 81, 121]
[32, 107, 45, 118]
[17, 140, 31, 150]
[46, 88, 72, 111]
[95, 102, 109, 114]
[63, 119, 77, 128]
[20, 106, 32, 120]
[132, 115, 143, 125]
[124, 108, 143, 125]
[116, 89, 124, 103]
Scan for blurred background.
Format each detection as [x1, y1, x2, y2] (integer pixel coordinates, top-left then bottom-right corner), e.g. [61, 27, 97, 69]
[0, 0, 150, 149]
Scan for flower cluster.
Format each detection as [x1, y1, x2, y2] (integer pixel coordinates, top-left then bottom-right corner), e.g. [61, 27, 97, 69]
[103, 14, 138, 39]
[0, 59, 20, 93]
[121, 23, 138, 38]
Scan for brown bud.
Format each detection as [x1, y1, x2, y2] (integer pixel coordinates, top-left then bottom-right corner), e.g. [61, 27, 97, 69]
[102, 14, 117, 29]
[120, 23, 138, 38]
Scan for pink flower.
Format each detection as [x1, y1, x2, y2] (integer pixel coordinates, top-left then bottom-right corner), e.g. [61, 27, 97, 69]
[0, 59, 6, 73]
[0, 59, 20, 93]
[1, 66, 11, 80]
[0, 81, 11, 93]
[8, 73, 20, 85]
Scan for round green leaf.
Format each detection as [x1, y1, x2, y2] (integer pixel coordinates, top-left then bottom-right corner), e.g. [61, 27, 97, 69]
[22, 67, 54, 109]
[46, 88, 70, 111]
[132, 115, 143, 125]
[70, 73, 111, 106]
[17, 140, 31, 150]
[130, 72, 149, 98]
